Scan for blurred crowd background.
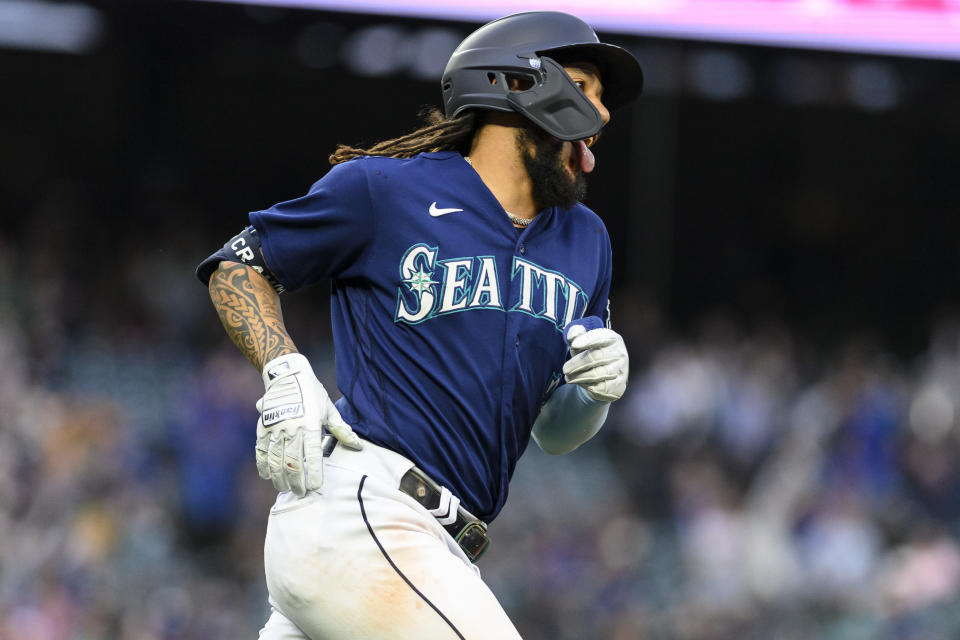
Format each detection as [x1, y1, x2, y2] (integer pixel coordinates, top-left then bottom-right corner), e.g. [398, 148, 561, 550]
[2, 1, 960, 639]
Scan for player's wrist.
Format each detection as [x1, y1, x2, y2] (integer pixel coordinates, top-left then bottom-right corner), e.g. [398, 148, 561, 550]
[261, 352, 311, 388]
[575, 383, 611, 406]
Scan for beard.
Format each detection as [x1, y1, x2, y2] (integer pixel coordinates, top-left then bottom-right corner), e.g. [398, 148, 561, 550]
[517, 125, 587, 211]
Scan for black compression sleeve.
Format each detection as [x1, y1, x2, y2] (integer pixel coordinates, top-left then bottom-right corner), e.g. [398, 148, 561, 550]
[195, 226, 285, 293]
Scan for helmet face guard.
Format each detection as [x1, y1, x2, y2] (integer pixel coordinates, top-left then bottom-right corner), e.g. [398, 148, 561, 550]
[441, 11, 643, 141]
[494, 56, 603, 141]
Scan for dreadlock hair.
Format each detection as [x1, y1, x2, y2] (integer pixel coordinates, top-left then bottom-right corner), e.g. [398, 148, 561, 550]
[328, 107, 479, 166]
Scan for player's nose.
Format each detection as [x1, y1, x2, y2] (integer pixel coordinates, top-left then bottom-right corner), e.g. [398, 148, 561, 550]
[593, 96, 610, 127]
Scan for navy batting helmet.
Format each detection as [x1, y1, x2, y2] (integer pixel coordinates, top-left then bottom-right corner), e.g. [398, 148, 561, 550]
[441, 11, 643, 141]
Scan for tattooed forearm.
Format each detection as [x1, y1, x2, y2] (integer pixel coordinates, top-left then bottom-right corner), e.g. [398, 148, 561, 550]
[208, 261, 297, 372]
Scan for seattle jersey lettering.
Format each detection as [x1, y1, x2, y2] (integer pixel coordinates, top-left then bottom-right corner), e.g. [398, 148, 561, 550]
[394, 243, 588, 329]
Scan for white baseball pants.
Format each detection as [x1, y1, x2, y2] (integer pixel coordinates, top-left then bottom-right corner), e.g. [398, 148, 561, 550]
[257, 438, 523, 640]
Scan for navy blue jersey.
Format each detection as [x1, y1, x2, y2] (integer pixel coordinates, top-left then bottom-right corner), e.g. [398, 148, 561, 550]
[250, 151, 612, 521]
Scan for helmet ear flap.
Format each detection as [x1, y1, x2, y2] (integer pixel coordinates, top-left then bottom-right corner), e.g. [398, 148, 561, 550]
[505, 56, 603, 141]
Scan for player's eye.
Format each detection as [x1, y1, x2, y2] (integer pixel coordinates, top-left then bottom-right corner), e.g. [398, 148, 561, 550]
[574, 80, 586, 90]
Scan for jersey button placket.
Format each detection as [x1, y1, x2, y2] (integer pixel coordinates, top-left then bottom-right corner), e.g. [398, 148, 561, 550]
[515, 243, 525, 346]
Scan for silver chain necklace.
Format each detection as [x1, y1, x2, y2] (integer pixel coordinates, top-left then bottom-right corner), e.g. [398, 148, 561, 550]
[464, 156, 533, 228]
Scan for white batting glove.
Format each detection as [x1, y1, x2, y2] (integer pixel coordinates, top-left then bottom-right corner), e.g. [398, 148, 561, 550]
[256, 353, 362, 496]
[562, 325, 629, 403]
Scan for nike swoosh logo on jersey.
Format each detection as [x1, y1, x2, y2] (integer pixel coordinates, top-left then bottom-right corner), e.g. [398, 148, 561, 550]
[429, 202, 464, 217]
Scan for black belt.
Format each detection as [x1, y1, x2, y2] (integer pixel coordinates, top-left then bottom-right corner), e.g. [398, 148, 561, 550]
[322, 436, 491, 563]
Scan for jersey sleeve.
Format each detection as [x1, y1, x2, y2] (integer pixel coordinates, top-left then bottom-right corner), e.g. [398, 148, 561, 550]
[249, 160, 375, 292]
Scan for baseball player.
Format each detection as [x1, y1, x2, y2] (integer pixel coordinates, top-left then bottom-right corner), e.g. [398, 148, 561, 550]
[197, 11, 641, 639]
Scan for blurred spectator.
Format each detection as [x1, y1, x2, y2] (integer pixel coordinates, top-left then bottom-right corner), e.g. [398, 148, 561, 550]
[168, 349, 260, 547]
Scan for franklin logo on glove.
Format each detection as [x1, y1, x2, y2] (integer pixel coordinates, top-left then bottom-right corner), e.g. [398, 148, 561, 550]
[261, 404, 305, 426]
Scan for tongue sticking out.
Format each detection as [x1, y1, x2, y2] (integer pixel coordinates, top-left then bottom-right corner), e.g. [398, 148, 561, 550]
[577, 140, 595, 174]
